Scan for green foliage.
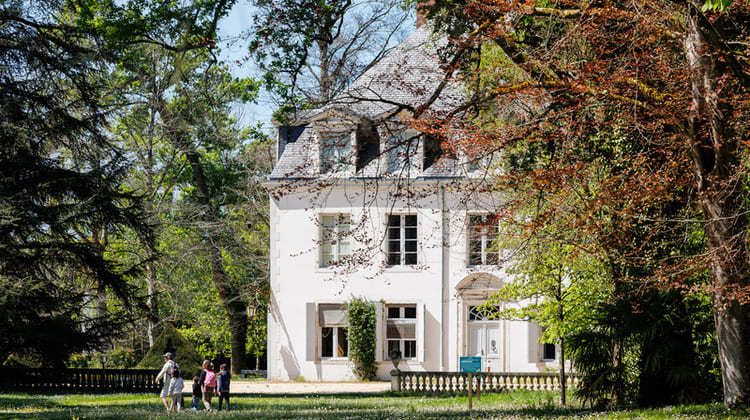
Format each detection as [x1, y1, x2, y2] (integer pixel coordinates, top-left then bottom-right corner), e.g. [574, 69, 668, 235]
[67, 348, 138, 368]
[702, 0, 732, 12]
[347, 298, 377, 380]
[137, 324, 202, 375]
[0, 0, 156, 366]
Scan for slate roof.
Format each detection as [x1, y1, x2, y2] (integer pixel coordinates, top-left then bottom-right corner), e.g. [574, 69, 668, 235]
[269, 128, 317, 179]
[310, 25, 466, 120]
[269, 25, 476, 181]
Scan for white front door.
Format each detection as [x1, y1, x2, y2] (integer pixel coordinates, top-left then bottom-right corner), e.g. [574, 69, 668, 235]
[467, 323, 501, 372]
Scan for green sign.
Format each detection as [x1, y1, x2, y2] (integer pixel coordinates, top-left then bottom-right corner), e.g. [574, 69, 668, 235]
[460, 356, 482, 373]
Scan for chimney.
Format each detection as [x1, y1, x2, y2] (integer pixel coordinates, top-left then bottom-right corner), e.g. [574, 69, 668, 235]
[416, 1, 434, 29]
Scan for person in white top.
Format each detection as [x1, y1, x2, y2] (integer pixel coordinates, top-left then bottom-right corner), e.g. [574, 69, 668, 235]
[167, 362, 185, 412]
[154, 352, 175, 412]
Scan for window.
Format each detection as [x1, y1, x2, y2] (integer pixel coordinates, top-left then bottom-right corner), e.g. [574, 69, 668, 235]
[319, 304, 348, 359]
[386, 305, 417, 359]
[542, 343, 556, 361]
[387, 214, 417, 266]
[468, 214, 499, 266]
[320, 214, 351, 267]
[540, 327, 556, 361]
[320, 134, 352, 173]
[386, 132, 418, 173]
[467, 305, 500, 321]
[423, 135, 449, 170]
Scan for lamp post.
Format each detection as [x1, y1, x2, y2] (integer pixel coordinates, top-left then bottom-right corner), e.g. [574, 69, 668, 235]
[389, 349, 402, 392]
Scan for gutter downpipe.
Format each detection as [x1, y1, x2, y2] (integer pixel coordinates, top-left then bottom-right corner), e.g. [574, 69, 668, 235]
[440, 184, 449, 371]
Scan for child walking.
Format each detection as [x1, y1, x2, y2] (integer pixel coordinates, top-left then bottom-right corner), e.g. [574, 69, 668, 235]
[191, 376, 202, 410]
[201, 361, 217, 411]
[217, 363, 231, 411]
[168, 363, 184, 413]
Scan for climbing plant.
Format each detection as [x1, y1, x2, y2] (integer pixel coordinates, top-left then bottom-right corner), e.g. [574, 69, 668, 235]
[347, 298, 377, 380]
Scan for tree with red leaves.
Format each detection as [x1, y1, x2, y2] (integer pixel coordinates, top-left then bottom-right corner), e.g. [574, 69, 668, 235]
[422, 0, 750, 408]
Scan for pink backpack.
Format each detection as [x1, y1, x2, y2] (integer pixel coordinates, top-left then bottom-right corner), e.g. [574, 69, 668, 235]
[204, 369, 217, 387]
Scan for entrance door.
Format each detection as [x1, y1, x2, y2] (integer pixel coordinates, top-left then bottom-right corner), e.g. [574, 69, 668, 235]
[467, 323, 501, 372]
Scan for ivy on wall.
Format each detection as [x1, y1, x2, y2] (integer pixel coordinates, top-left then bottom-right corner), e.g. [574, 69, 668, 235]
[347, 298, 377, 380]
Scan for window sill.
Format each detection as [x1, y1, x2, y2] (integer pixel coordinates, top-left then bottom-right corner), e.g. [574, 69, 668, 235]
[384, 266, 419, 273]
[318, 358, 350, 364]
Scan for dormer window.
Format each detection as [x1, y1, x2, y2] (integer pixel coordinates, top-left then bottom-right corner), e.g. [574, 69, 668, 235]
[423, 135, 443, 170]
[385, 132, 418, 173]
[320, 133, 352, 173]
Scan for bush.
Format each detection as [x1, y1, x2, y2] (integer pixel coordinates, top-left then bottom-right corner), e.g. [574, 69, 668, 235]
[347, 298, 377, 380]
[137, 324, 203, 375]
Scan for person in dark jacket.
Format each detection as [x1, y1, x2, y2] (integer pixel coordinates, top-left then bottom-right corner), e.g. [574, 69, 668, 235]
[217, 363, 231, 411]
[191, 376, 202, 410]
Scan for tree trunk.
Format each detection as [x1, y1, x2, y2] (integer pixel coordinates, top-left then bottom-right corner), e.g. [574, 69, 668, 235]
[145, 262, 158, 348]
[144, 135, 159, 348]
[318, 39, 332, 103]
[559, 336, 566, 406]
[685, 3, 750, 408]
[184, 149, 248, 375]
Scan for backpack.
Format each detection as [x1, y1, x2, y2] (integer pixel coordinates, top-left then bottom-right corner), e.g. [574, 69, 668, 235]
[204, 369, 217, 387]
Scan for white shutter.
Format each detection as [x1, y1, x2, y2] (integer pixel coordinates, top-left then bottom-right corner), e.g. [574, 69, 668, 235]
[417, 302, 425, 363]
[305, 303, 318, 361]
[375, 302, 384, 362]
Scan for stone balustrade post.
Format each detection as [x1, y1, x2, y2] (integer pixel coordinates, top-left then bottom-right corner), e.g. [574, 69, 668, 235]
[390, 368, 401, 392]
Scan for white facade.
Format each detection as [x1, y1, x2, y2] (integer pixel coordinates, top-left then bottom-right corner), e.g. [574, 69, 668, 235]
[265, 25, 559, 381]
[266, 181, 561, 381]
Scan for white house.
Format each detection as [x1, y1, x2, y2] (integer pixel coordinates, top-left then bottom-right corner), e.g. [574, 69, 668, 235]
[265, 23, 560, 381]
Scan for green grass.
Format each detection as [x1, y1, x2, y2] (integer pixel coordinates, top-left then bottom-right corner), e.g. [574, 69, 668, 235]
[0, 391, 747, 419]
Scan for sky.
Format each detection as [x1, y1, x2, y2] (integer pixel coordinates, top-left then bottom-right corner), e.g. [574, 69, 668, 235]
[216, 1, 416, 136]
[216, 1, 277, 135]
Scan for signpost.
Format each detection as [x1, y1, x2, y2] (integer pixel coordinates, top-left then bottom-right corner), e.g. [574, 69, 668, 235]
[459, 356, 482, 373]
[460, 356, 482, 411]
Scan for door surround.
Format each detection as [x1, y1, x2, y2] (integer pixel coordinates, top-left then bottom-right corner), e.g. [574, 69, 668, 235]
[455, 273, 505, 372]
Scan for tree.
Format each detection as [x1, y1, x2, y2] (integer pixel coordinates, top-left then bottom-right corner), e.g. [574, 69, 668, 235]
[424, 0, 750, 408]
[0, 0, 158, 365]
[249, 0, 410, 113]
[489, 234, 609, 406]
[156, 58, 263, 374]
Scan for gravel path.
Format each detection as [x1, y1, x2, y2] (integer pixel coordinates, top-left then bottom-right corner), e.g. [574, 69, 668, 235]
[184, 380, 390, 394]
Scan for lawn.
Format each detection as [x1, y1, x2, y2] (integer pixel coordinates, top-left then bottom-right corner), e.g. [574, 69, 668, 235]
[0, 390, 747, 419]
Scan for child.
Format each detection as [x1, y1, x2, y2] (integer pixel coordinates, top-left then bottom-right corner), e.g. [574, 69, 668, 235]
[202, 362, 217, 411]
[168, 362, 184, 412]
[217, 363, 231, 411]
[191, 376, 202, 411]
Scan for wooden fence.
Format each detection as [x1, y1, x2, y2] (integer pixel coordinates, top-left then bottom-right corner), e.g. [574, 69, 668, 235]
[392, 370, 578, 393]
[0, 368, 162, 393]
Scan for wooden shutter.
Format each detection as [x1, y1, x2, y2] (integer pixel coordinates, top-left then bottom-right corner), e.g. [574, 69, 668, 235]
[375, 302, 384, 362]
[305, 303, 318, 361]
[527, 322, 539, 363]
[417, 302, 425, 363]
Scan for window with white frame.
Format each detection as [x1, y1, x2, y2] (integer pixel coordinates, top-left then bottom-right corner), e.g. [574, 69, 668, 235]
[467, 305, 501, 321]
[320, 214, 351, 267]
[387, 214, 417, 266]
[320, 134, 352, 173]
[385, 132, 418, 173]
[319, 304, 348, 359]
[386, 305, 417, 359]
[540, 327, 556, 361]
[468, 214, 500, 266]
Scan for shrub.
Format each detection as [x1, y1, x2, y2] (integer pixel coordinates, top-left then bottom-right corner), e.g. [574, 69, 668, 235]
[137, 324, 203, 375]
[347, 298, 377, 380]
